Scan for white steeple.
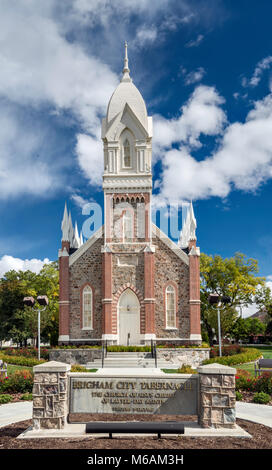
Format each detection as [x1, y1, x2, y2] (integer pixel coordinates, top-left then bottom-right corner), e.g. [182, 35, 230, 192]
[68, 211, 74, 247]
[61, 202, 69, 242]
[80, 230, 84, 247]
[179, 201, 197, 249]
[122, 41, 131, 83]
[73, 222, 81, 249]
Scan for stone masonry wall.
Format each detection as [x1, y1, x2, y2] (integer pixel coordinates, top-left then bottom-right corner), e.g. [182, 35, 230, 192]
[69, 237, 104, 341]
[153, 236, 190, 340]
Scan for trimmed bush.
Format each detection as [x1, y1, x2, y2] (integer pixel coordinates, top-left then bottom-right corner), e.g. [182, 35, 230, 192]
[0, 394, 13, 404]
[176, 365, 197, 374]
[0, 352, 45, 367]
[3, 347, 49, 360]
[20, 393, 33, 401]
[236, 391, 243, 401]
[253, 392, 271, 404]
[202, 348, 261, 367]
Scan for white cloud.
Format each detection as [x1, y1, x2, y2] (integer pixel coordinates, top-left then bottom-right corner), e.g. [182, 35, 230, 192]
[71, 193, 93, 209]
[185, 34, 204, 48]
[153, 85, 227, 156]
[135, 27, 158, 46]
[0, 255, 50, 278]
[183, 67, 206, 85]
[76, 133, 104, 186]
[242, 55, 272, 88]
[154, 89, 272, 203]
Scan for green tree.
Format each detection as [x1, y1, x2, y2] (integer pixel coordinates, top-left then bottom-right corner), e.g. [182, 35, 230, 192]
[0, 261, 59, 347]
[200, 252, 265, 345]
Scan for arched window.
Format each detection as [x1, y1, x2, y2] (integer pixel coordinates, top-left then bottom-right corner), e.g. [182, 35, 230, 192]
[123, 139, 131, 168]
[123, 209, 134, 241]
[165, 285, 176, 328]
[82, 285, 93, 329]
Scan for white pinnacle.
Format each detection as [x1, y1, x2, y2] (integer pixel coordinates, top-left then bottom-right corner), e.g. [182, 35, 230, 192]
[61, 202, 69, 242]
[178, 201, 197, 249]
[121, 41, 131, 83]
[73, 222, 81, 249]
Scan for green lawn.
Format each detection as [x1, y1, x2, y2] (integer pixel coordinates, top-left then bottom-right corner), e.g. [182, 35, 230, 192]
[7, 364, 32, 375]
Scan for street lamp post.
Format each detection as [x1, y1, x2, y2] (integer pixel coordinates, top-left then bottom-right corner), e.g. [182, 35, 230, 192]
[208, 294, 231, 357]
[23, 295, 49, 361]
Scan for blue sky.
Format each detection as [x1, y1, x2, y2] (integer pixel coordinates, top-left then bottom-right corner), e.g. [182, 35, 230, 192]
[1, 0, 272, 304]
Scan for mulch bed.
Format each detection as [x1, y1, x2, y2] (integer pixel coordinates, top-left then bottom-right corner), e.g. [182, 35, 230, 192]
[0, 415, 271, 449]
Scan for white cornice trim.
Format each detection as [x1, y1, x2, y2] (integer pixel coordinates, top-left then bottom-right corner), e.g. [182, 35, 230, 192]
[69, 226, 104, 267]
[152, 223, 189, 265]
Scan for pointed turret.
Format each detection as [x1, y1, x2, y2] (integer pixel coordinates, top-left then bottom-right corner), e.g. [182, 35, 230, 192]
[61, 202, 69, 242]
[68, 211, 74, 247]
[73, 222, 81, 249]
[179, 201, 197, 249]
[80, 230, 84, 247]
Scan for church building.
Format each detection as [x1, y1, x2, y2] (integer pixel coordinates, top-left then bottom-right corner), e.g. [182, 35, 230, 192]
[58, 44, 201, 346]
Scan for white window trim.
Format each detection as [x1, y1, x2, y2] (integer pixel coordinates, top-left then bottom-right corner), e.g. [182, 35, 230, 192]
[165, 285, 177, 329]
[82, 285, 93, 330]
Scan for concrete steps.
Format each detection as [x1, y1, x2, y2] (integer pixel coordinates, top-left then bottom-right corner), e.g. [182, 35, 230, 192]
[86, 352, 181, 369]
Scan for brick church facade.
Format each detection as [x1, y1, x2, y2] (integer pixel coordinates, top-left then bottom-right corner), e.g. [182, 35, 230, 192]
[58, 44, 202, 346]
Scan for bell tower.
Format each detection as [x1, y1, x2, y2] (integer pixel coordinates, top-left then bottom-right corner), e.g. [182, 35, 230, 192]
[100, 43, 155, 344]
[101, 42, 153, 245]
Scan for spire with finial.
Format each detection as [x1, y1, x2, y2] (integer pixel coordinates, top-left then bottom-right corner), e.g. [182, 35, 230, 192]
[61, 202, 69, 242]
[73, 221, 81, 249]
[121, 41, 132, 83]
[178, 201, 197, 249]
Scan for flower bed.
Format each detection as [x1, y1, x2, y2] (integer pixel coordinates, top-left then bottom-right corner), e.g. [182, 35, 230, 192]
[0, 369, 33, 394]
[2, 347, 49, 360]
[0, 352, 46, 368]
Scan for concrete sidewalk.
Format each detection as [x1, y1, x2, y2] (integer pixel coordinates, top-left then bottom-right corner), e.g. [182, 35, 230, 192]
[0, 401, 32, 428]
[236, 401, 272, 428]
[0, 401, 271, 429]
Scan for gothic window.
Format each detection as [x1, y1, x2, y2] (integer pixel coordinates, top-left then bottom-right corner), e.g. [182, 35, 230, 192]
[82, 285, 93, 329]
[165, 285, 176, 328]
[123, 210, 134, 241]
[123, 138, 131, 168]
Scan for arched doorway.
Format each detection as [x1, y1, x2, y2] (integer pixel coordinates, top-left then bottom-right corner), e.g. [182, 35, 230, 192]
[118, 288, 141, 345]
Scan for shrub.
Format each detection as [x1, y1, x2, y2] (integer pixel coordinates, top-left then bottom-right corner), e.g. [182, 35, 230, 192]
[0, 352, 45, 367]
[235, 375, 256, 391]
[202, 348, 261, 367]
[20, 393, 33, 401]
[253, 392, 271, 404]
[236, 391, 243, 401]
[70, 365, 89, 372]
[0, 394, 13, 404]
[254, 372, 272, 395]
[0, 369, 33, 394]
[3, 347, 49, 360]
[176, 365, 197, 374]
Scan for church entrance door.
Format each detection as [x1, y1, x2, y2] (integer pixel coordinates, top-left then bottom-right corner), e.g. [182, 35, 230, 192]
[118, 289, 141, 345]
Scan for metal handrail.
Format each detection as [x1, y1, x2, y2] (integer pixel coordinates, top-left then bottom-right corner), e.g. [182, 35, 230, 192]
[154, 340, 157, 368]
[101, 341, 104, 368]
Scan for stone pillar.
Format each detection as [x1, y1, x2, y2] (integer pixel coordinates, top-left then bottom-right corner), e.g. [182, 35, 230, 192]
[102, 246, 113, 339]
[197, 363, 236, 429]
[58, 242, 70, 344]
[143, 245, 156, 342]
[32, 361, 71, 430]
[188, 240, 202, 343]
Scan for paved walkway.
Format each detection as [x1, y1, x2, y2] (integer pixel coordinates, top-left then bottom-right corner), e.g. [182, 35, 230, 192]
[0, 401, 271, 429]
[0, 401, 32, 428]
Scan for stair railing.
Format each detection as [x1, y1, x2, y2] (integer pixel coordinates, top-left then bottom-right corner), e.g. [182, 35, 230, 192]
[154, 340, 157, 368]
[101, 341, 105, 368]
